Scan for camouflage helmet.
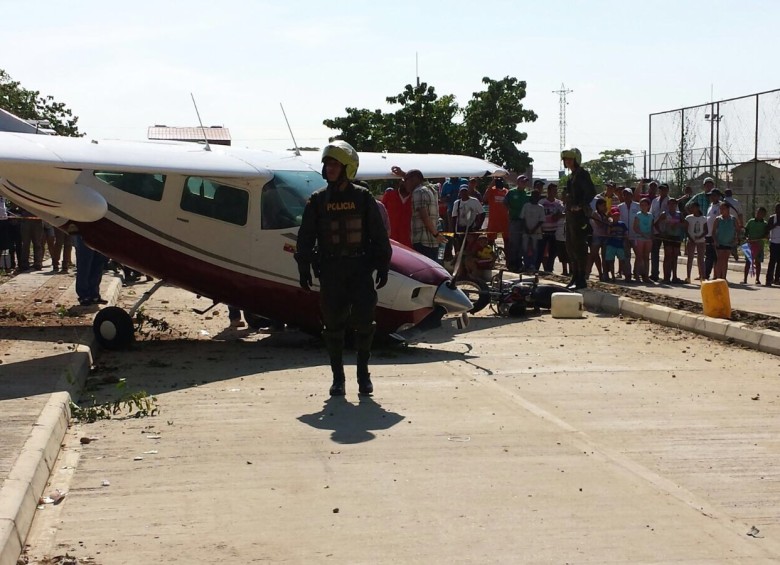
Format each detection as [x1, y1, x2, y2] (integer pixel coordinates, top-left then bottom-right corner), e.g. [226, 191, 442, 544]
[560, 148, 582, 166]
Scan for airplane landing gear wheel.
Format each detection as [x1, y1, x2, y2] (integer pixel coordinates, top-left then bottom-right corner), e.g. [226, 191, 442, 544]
[93, 306, 135, 350]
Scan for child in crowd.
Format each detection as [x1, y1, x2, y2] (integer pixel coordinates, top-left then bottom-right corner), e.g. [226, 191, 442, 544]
[743, 207, 768, 285]
[589, 198, 609, 281]
[658, 198, 685, 284]
[464, 233, 495, 279]
[604, 211, 627, 282]
[633, 198, 654, 283]
[765, 203, 780, 287]
[711, 202, 737, 280]
[684, 201, 707, 283]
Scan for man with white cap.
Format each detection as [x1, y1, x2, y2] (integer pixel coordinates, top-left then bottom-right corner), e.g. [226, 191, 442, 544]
[686, 177, 715, 216]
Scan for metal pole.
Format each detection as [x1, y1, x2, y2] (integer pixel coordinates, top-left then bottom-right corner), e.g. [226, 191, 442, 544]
[753, 93, 760, 212]
[715, 102, 721, 182]
[709, 102, 715, 174]
[680, 108, 685, 188]
[648, 114, 652, 180]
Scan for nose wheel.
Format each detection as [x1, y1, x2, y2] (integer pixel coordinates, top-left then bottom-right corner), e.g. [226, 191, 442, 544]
[93, 306, 135, 349]
[91, 278, 166, 349]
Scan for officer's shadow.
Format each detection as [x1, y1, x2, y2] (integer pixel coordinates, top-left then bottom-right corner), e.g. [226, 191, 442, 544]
[297, 396, 405, 444]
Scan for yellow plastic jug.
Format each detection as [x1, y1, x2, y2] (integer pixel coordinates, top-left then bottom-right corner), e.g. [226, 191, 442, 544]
[701, 279, 731, 319]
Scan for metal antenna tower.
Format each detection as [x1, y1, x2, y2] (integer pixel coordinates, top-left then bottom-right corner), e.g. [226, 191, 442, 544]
[552, 83, 573, 154]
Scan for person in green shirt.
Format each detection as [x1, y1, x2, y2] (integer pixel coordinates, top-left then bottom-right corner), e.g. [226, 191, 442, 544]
[743, 206, 768, 284]
[504, 175, 530, 271]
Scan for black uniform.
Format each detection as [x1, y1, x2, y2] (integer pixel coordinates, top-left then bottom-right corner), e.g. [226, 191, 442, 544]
[295, 182, 392, 391]
[563, 166, 596, 287]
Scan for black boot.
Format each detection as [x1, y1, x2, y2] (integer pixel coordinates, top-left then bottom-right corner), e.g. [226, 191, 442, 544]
[357, 353, 373, 395]
[566, 268, 578, 289]
[323, 329, 346, 396]
[354, 324, 376, 395]
[574, 276, 588, 289]
[329, 365, 346, 396]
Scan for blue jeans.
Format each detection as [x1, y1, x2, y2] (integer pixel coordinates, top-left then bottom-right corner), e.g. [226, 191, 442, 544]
[74, 235, 108, 301]
[413, 242, 438, 261]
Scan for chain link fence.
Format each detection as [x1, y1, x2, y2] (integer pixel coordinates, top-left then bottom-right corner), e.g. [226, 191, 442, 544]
[649, 88, 780, 213]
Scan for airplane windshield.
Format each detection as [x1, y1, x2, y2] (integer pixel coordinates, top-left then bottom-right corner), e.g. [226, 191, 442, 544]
[261, 171, 325, 230]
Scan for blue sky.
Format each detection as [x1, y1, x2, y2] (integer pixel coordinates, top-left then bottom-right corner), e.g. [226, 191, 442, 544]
[1, 0, 778, 176]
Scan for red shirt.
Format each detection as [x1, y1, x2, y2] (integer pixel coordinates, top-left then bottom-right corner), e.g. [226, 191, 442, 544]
[382, 188, 413, 247]
[484, 186, 509, 237]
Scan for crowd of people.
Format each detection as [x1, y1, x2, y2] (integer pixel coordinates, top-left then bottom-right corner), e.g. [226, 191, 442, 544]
[0, 196, 152, 306]
[377, 156, 780, 289]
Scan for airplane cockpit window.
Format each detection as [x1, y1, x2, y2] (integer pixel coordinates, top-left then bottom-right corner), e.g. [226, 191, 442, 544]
[261, 171, 325, 230]
[180, 177, 249, 226]
[94, 172, 165, 201]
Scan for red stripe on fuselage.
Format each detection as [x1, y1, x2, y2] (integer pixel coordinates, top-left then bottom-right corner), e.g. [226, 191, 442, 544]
[74, 219, 438, 333]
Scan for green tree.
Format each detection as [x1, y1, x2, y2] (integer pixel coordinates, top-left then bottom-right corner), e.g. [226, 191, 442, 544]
[322, 108, 392, 152]
[581, 149, 637, 186]
[462, 76, 537, 173]
[384, 83, 461, 154]
[323, 77, 536, 172]
[0, 69, 82, 136]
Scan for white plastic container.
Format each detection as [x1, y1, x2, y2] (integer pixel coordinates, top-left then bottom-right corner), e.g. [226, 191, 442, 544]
[550, 292, 584, 319]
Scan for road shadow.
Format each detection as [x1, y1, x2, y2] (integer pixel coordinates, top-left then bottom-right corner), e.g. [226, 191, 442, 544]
[0, 350, 82, 401]
[0, 323, 93, 345]
[297, 395, 405, 444]
[78, 333, 477, 403]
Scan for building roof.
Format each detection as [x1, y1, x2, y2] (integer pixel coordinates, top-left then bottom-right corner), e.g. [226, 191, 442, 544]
[147, 126, 231, 142]
[730, 159, 780, 174]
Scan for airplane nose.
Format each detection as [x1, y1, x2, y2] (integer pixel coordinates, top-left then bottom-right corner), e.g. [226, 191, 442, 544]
[434, 281, 473, 315]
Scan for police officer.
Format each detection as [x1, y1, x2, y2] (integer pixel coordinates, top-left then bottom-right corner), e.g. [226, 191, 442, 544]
[295, 140, 392, 396]
[561, 148, 595, 289]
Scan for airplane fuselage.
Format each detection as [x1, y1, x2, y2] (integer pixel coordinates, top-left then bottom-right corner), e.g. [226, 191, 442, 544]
[0, 134, 486, 335]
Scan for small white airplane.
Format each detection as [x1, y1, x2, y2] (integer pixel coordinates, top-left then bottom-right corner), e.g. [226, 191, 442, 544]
[0, 129, 506, 348]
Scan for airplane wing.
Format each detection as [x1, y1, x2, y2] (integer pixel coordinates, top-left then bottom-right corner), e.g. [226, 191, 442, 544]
[0, 132, 273, 178]
[0, 132, 274, 222]
[296, 150, 507, 180]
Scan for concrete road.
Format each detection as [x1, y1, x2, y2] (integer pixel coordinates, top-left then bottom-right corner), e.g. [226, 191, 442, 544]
[22, 285, 780, 564]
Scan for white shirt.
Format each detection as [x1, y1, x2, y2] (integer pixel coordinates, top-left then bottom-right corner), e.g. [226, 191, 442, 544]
[770, 215, 780, 244]
[724, 196, 743, 220]
[539, 197, 564, 232]
[452, 196, 483, 231]
[706, 201, 722, 235]
[520, 202, 545, 235]
[618, 201, 640, 240]
[0, 198, 6, 221]
[650, 195, 670, 233]
[685, 214, 707, 242]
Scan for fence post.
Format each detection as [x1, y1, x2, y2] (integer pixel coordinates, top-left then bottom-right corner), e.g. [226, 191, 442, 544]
[753, 93, 759, 214]
[680, 108, 686, 189]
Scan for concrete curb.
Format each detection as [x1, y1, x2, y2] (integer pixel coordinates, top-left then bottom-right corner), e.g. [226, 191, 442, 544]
[0, 275, 122, 565]
[581, 287, 780, 356]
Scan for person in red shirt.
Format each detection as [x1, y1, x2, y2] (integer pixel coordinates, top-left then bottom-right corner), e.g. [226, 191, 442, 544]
[484, 177, 509, 244]
[381, 179, 413, 247]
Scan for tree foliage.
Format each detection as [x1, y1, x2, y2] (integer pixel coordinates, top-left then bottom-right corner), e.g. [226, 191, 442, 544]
[462, 77, 537, 173]
[0, 69, 82, 136]
[581, 149, 637, 187]
[323, 76, 536, 173]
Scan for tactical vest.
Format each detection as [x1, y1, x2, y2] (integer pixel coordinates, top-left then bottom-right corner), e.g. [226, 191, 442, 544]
[316, 184, 369, 258]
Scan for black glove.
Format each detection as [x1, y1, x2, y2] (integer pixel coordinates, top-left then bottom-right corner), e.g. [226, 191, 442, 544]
[298, 264, 312, 291]
[375, 269, 389, 289]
